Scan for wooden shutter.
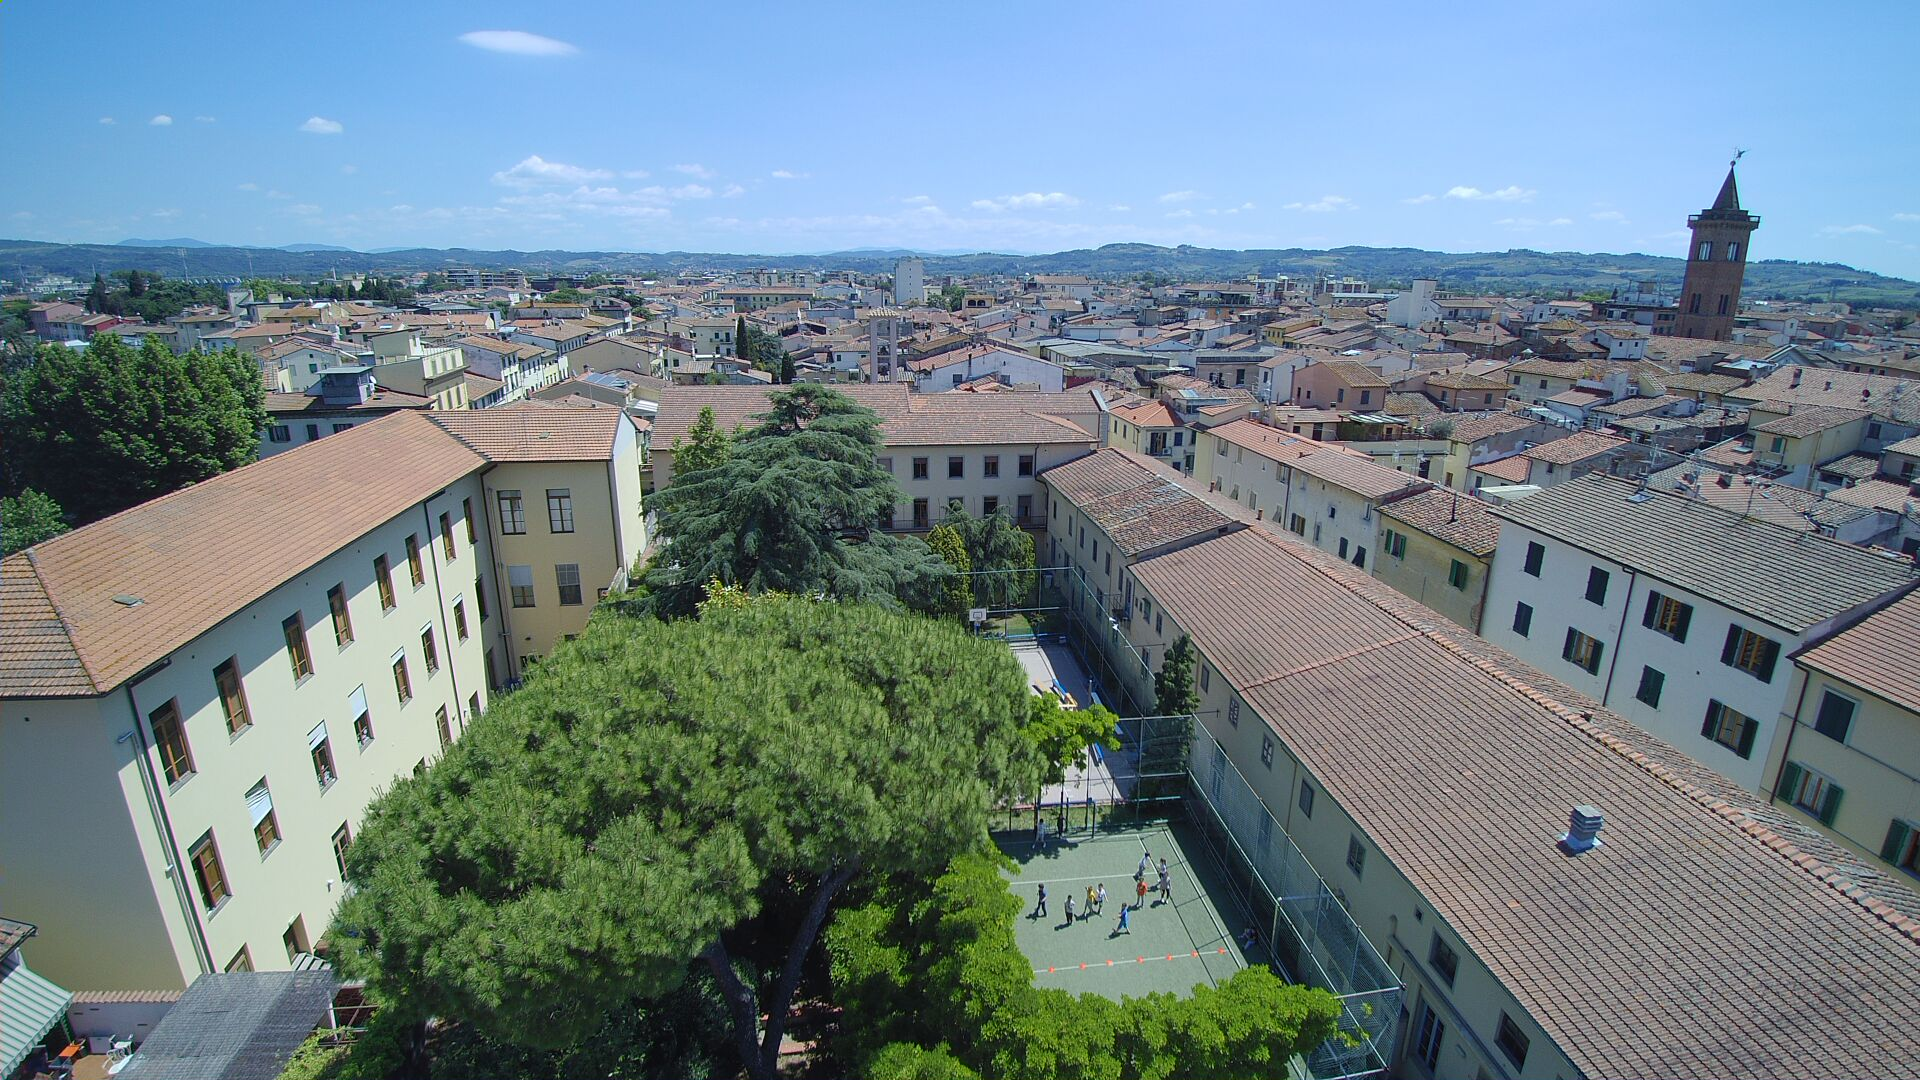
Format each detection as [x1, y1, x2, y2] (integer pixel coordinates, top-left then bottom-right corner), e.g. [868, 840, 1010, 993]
[1735, 717, 1758, 759]
[1700, 702, 1720, 740]
[1883, 820, 1914, 863]
[1672, 601, 1692, 643]
[1775, 761, 1803, 803]
[1755, 637, 1780, 682]
[1642, 592, 1660, 629]
[1720, 624, 1741, 666]
[1562, 627, 1578, 661]
[1818, 784, 1844, 826]
[1586, 639, 1604, 675]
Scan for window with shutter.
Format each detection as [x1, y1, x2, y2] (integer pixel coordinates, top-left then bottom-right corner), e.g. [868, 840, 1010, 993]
[1813, 691, 1856, 742]
[1882, 820, 1918, 874]
[1702, 700, 1758, 758]
[1722, 625, 1780, 681]
[1642, 592, 1692, 642]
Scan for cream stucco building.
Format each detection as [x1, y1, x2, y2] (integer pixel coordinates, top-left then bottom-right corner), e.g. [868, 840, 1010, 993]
[0, 406, 646, 989]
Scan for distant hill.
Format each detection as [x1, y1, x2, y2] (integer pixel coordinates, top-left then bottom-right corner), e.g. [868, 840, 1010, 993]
[9, 238, 1917, 308]
[116, 237, 217, 248]
[278, 243, 356, 253]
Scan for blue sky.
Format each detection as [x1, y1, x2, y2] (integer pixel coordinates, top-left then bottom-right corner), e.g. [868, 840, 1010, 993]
[6, 1, 1920, 278]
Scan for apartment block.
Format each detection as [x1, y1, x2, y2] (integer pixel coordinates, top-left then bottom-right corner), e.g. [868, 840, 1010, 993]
[1482, 475, 1917, 792]
[649, 385, 1101, 531]
[1778, 591, 1920, 888]
[1373, 488, 1501, 632]
[1105, 524, 1920, 1080]
[0, 407, 646, 990]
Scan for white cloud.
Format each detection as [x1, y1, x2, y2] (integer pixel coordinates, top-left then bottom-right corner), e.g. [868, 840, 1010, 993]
[1822, 224, 1882, 235]
[771, 169, 807, 180]
[266, 189, 292, 200]
[300, 116, 344, 135]
[98, 117, 116, 125]
[669, 184, 713, 199]
[971, 192, 1079, 212]
[237, 182, 260, 191]
[194, 115, 216, 124]
[151, 208, 180, 219]
[457, 30, 578, 56]
[1894, 212, 1920, 223]
[903, 195, 934, 205]
[290, 203, 322, 216]
[1550, 217, 1572, 226]
[1495, 216, 1568, 228]
[492, 154, 612, 187]
[1109, 204, 1132, 212]
[149, 114, 173, 126]
[341, 164, 358, 175]
[621, 170, 650, 180]
[1401, 193, 1435, 205]
[1159, 190, 1201, 203]
[1445, 184, 1535, 202]
[674, 163, 715, 179]
[1283, 194, 1352, 213]
[1589, 210, 1629, 223]
[1166, 208, 1195, 219]
[720, 184, 745, 198]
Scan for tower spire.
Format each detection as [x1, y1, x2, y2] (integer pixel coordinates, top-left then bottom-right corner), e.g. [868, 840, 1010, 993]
[1712, 149, 1745, 212]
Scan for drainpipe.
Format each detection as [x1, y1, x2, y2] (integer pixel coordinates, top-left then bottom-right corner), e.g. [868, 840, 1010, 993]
[421, 496, 467, 733]
[1598, 568, 1639, 705]
[1770, 673, 1813, 805]
[120, 659, 216, 976]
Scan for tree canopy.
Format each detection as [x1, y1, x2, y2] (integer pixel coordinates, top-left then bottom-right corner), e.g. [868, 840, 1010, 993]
[828, 852, 1342, 1080]
[926, 521, 974, 617]
[335, 598, 1044, 1080]
[644, 384, 951, 616]
[671, 405, 734, 476]
[2, 334, 266, 525]
[1154, 634, 1199, 717]
[1, 489, 69, 555]
[1023, 694, 1121, 788]
[939, 501, 1037, 609]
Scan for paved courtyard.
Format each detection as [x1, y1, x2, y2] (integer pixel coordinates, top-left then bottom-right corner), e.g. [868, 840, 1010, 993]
[1012, 639, 1135, 805]
[997, 820, 1257, 1000]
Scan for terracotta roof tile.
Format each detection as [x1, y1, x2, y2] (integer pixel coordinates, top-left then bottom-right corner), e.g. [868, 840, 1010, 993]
[1470, 454, 1535, 484]
[1288, 448, 1429, 500]
[428, 404, 623, 461]
[1, 413, 483, 697]
[1378, 488, 1502, 555]
[1040, 449, 1242, 556]
[1520, 430, 1629, 465]
[1799, 589, 1920, 715]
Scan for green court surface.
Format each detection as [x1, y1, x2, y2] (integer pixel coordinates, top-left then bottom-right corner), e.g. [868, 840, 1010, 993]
[998, 820, 1258, 1001]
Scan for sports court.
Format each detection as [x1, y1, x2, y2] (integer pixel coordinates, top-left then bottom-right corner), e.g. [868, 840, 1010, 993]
[998, 819, 1260, 1000]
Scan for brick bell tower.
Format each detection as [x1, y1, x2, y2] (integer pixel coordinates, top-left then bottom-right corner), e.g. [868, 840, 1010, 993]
[1670, 156, 1760, 341]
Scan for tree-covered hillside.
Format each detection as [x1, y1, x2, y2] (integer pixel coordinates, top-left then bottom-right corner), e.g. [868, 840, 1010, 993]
[4, 238, 1914, 308]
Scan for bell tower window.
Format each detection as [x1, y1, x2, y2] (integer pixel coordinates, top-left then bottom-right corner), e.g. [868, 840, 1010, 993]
[1696, 240, 1713, 261]
[1725, 242, 1740, 261]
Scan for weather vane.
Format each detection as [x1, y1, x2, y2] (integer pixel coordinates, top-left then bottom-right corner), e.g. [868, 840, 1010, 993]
[1731, 148, 1746, 169]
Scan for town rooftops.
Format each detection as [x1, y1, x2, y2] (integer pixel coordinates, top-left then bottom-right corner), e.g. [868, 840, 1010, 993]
[1128, 524, 1920, 1080]
[263, 387, 432, 415]
[1728, 367, 1920, 424]
[1489, 474, 1917, 633]
[649, 384, 1101, 451]
[1288, 448, 1429, 500]
[1750, 404, 1871, 437]
[1377, 488, 1502, 555]
[1797, 587, 1920, 716]
[1040, 448, 1245, 557]
[1470, 454, 1534, 484]
[0, 408, 622, 698]
[1206, 417, 1338, 462]
[1520, 430, 1628, 466]
[1441, 410, 1540, 443]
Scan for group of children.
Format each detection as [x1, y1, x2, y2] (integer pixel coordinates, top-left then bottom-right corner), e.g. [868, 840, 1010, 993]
[1031, 851, 1174, 936]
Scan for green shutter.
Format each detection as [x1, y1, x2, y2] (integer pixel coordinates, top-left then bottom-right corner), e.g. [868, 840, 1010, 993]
[1587, 639, 1604, 675]
[1720, 624, 1741, 666]
[1701, 702, 1720, 739]
[1735, 717, 1758, 759]
[1673, 602, 1692, 643]
[1562, 627, 1577, 661]
[1882, 820, 1913, 863]
[1775, 761, 1803, 802]
[1756, 637, 1780, 682]
[1818, 783, 1844, 826]
[1642, 592, 1660, 629]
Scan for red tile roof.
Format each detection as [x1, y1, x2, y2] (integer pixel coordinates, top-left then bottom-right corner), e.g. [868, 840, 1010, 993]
[1798, 589, 1920, 714]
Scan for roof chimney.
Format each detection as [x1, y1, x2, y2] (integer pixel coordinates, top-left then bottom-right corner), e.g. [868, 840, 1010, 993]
[1559, 804, 1603, 854]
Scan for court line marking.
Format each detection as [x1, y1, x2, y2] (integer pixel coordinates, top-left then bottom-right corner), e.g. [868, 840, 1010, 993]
[1036, 947, 1230, 976]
